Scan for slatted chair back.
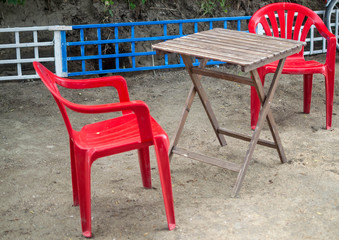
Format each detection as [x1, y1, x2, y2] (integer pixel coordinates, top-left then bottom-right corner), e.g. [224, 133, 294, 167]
[248, 2, 329, 57]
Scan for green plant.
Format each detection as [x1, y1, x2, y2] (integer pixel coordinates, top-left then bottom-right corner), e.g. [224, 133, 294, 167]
[200, 0, 229, 16]
[128, 0, 147, 10]
[2, 0, 25, 5]
[101, 0, 114, 17]
[219, 0, 229, 13]
[200, 0, 216, 16]
[129, 2, 136, 10]
[100, 0, 147, 18]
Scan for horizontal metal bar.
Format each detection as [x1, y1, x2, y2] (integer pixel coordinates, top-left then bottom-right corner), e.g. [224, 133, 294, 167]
[67, 64, 185, 76]
[72, 17, 252, 29]
[67, 51, 155, 61]
[217, 127, 277, 149]
[48, 26, 72, 31]
[305, 37, 324, 42]
[0, 26, 50, 32]
[304, 50, 325, 55]
[0, 57, 55, 64]
[0, 42, 53, 49]
[68, 51, 225, 63]
[0, 74, 39, 81]
[0, 25, 72, 32]
[313, 10, 324, 14]
[172, 147, 241, 172]
[67, 60, 226, 76]
[66, 35, 183, 46]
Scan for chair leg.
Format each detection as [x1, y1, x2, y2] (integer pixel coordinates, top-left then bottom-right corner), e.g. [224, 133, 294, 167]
[303, 74, 313, 114]
[138, 147, 152, 188]
[154, 135, 175, 231]
[69, 138, 79, 206]
[75, 148, 92, 238]
[325, 71, 334, 130]
[251, 70, 266, 130]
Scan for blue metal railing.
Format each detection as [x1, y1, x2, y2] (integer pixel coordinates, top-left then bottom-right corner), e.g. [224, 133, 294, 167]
[63, 16, 251, 77]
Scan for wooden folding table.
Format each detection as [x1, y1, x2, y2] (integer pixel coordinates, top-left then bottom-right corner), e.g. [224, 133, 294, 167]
[152, 28, 306, 196]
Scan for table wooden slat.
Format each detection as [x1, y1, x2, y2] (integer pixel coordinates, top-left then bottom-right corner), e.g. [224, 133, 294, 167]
[152, 28, 306, 72]
[193, 31, 297, 51]
[182, 35, 288, 56]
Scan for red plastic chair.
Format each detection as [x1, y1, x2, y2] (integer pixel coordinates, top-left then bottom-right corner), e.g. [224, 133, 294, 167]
[249, 2, 336, 130]
[33, 62, 175, 237]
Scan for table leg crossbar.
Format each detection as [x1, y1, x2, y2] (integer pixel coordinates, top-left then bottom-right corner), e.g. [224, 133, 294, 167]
[172, 147, 241, 172]
[170, 56, 287, 197]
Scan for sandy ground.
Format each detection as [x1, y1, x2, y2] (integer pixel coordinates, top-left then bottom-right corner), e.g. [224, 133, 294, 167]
[1, 54, 338, 240]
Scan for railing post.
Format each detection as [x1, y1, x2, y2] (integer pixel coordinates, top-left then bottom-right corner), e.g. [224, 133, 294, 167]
[53, 30, 63, 76]
[49, 26, 72, 77]
[61, 30, 68, 76]
[131, 26, 136, 68]
[97, 27, 103, 70]
[15, 31, 22, 77]
[194, 22, 198, 33]
[33, 31, 39, 61]
[163, 24, 168, 65]
[115, 26, 119, 70]
[310, 25, 314, 55]
[80, 29, 85, 72]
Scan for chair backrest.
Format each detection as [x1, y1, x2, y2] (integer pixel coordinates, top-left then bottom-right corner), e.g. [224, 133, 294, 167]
[33, 62, 76, 138]
[248, 2, 328, 56]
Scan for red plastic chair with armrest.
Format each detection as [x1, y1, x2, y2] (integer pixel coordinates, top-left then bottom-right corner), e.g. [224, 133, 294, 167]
[33, 62, 175, 237]
[249, 2, 336, 130]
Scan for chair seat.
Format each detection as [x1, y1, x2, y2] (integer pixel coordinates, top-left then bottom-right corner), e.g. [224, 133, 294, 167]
[74, 113, 166, 150]
[264, 56, 327, 75]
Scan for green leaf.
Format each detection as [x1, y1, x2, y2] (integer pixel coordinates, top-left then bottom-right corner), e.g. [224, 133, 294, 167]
[108, 9, 113, 17]
[4, 0, 26, 4]
[129, 3, 136, 10]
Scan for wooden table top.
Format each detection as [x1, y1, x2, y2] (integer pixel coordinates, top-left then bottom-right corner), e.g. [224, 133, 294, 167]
[152, 28, 306, 72]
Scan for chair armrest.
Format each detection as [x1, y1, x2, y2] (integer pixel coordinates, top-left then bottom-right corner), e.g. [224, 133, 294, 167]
[64, 99, 154, 142]
[325, 35, 337, 71]
[315, 22, 336, 42]
[55, 75, 131, 114]
[55, 75, 130, 103]
[325, 35, 336, 71]
[314, 23, 337, 68]
[64, 99, 147, 114]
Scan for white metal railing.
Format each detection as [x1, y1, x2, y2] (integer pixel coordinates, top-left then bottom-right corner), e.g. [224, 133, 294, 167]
[0, 25, 71, 81]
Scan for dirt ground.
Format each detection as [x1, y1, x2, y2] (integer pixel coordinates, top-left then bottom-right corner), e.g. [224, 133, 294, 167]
[1, 54, 338, 240]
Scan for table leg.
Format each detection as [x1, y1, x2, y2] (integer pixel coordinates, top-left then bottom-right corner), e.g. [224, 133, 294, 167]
[169, 84, 196, 161]
[181, 55, 227, 147]
[233, 58, 286, 197]
[251, 62, 287, 164]
[169, 58, 216, 160]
